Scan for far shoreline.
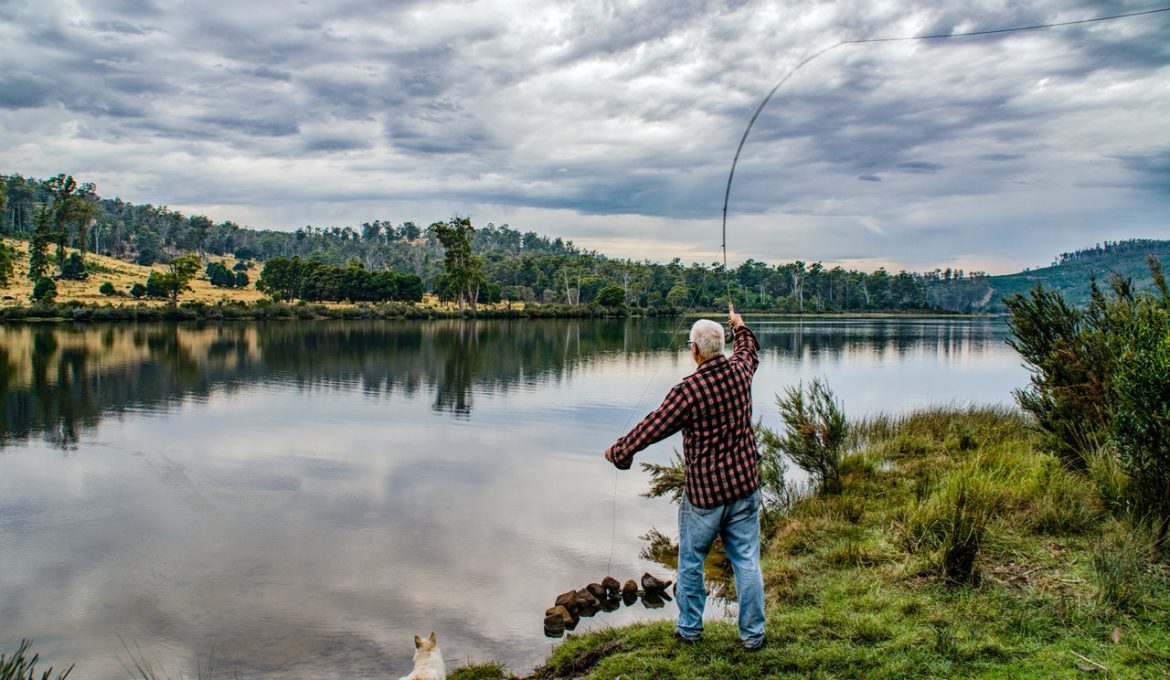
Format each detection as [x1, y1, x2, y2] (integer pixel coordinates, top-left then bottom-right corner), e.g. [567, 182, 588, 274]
[0, 300, 1002, 324]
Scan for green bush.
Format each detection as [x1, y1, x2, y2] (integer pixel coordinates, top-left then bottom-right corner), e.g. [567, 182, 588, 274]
[206, 261, 236, 288]
[1109, 270, 1170, 536]
[30, 276, 56, 303]
[58, 253, 87, 280]
[0, 242, 15, 287]
[144, 271, 168, 298]
[1008, 257, 1170, 543]
[1005, 283, 1112, 467]
[596, 284, 626, 308]
[762, 378, 848, 495]
[98, 281, 116, 296]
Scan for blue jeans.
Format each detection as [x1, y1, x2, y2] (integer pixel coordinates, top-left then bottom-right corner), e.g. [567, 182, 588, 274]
[676, 490, 766, 646]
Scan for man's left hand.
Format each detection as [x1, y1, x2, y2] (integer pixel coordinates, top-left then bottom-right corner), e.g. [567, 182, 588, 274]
[604, 446, 614, 464]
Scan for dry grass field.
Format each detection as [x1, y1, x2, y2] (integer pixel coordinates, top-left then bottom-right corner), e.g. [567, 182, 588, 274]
[0, 237, 521, 312]
[1, 237, 264, 307]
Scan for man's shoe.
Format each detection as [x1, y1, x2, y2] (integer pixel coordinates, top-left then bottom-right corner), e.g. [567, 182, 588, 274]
[738, 638, 766, 652]
[672, 629, 702, 644]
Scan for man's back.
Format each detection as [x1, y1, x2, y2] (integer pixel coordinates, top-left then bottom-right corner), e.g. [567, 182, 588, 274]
[608, 323, 760, 508]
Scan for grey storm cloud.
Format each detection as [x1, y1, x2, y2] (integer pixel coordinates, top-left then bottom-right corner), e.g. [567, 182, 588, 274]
[1, 0, 1167, 272]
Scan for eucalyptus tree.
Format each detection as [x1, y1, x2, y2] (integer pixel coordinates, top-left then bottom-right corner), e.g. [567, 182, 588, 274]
[430, 217, 485, 311]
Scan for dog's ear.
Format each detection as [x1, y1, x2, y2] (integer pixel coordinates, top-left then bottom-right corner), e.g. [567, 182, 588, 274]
[415, 635, 423, 649]
[428, 631, 436, 645]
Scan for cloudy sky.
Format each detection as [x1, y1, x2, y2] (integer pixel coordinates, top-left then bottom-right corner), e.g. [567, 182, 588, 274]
[2, 0, 1167, 273]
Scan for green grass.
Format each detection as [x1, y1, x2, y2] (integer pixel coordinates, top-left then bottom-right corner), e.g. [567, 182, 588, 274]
[465, 407, 1170, 679]
[0, 640, 72, 680]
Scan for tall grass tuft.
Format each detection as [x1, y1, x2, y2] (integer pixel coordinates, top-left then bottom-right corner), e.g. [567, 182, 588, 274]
[1086, 445, 1132, 516]
[939, 475, 988, 585]
[900, 462, 995, 585]
[1091, 521, 1157, 611]
[0, 640, 72, 680]
[1025, 458, 1103, 535]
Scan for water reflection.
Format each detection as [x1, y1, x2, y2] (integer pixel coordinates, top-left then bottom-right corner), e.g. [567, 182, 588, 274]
[1, 317, 1009, 449]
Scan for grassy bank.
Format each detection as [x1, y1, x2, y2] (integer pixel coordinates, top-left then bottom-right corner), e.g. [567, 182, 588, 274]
[454, 407, 1170, 679]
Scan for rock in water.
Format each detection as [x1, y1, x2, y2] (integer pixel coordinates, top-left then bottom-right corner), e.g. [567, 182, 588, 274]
[555, 590, 579, 613]
[622, 579, 639, 597]
[545, 605, 574, 625]
[602, 576, 622, 598]
[641, 592, 666, 609]
[543, 613, 566, 635]
[641, 572, 673, 594]
[576, 588, 600, 609]
[586, 582, 607, 601]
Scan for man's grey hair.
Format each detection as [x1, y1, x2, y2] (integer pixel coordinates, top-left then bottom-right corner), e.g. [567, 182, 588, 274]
[689, 319, 725, 360]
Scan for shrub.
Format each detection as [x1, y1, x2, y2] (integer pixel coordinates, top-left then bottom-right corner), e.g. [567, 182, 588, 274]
[99, 281, 116, 296]
[596, 284, 626, 308]
[0, 242, 15, 287]
[1008, 257, 1170, 545]
[1005, 283, 1112, 467]
[30, 276, 57, 304]
[58, 253, 87, 280]
[206, 261, 236, 288]
[1108, 268, 1170, 543]
[762, 378, 848, 495]
[641, 450, 685, 504]
[129, 282, 147, 299]
[145, 271, 168, 298]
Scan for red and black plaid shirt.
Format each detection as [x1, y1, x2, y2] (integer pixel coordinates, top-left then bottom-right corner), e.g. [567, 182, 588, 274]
[609, 325, 760, 508]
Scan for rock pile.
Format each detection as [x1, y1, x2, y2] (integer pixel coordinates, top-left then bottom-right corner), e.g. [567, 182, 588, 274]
[543, 572, 674, 637]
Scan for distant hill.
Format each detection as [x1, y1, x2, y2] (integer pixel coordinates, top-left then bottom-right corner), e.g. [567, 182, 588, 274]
[2, 172, 1166, 313]
[980, 240, 1170, 310]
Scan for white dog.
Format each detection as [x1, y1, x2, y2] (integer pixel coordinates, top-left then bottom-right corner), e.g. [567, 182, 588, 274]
[399, 632, 445, 680]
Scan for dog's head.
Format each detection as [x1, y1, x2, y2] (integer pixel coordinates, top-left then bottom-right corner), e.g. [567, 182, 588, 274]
[413, 631, 438, 658]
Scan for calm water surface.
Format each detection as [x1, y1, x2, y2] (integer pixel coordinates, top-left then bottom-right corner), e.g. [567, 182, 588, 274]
[0, 317, 1026, 678]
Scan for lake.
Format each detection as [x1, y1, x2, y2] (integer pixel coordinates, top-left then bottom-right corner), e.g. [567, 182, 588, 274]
[0, 316, 1026, 678]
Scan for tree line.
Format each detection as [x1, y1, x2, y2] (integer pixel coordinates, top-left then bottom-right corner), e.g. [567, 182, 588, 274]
[8, 171, 1160, 314]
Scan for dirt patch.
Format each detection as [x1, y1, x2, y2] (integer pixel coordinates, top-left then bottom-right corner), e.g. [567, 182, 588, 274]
[533, 639, 628, 679]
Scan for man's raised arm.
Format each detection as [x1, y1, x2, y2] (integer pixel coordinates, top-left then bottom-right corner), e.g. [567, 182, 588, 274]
[728, 303, 759, 373]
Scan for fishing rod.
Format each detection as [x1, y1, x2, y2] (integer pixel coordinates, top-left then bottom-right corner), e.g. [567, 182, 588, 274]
[607, 4, 1169, 578]
[719, 6, 1170, 269]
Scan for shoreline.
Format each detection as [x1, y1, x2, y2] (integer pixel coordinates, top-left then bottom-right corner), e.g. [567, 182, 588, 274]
[448, 406, 1169, 680]
[0, 300, 999, 323]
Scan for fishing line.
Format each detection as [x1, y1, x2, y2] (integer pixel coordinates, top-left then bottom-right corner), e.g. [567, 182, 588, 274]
[718, 6, 1170, 262]
[606, 268, 713, 576]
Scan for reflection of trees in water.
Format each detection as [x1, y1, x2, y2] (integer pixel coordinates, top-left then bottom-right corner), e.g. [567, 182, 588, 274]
[0, 318, 1004, 449]
[755, 318, 1006, 362]
[640, 527, 736, 603]
[0, 319, 657, 446]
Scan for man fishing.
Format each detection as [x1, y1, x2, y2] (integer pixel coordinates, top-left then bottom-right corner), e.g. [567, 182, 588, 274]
[604, 304, 765, 650]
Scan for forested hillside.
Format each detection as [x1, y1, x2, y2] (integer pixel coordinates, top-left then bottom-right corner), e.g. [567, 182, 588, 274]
[983, 240, 1170, 309]
[2, 172, 1164, 312]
